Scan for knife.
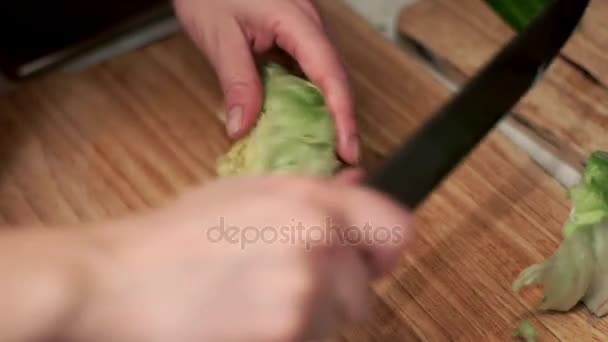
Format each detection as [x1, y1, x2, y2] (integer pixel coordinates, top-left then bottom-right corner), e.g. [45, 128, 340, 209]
[364, 0, 589, 209]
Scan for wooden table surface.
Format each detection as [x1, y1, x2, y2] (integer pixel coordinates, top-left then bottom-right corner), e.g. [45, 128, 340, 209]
[0, 0, 605, 340]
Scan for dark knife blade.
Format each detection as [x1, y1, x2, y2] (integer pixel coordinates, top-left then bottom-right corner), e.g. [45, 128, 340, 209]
[364, 0, 589, 209]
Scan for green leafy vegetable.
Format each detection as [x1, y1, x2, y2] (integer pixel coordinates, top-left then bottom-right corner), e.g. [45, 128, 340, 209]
[514, 320, 536, 342]
[217, 63, 340, 177]
[513, 151, 608, 317]
[484, 0, 551, 31]
[564, 152, 608, 237]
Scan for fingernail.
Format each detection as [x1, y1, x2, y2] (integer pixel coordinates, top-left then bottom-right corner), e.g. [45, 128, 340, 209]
[348, 134, 360, 164]
[226, 106, 243, 138]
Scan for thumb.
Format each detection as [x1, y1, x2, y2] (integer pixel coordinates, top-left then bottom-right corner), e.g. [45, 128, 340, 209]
[185, 18, 263, 139]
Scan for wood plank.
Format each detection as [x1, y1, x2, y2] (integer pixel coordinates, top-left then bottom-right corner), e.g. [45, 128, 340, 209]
[429, 0, 608, 87]
[565, 0, 608, 86]
[399, 0, 608, 338]
[0, 0, 601, 339]
[399, 0, 608, 171]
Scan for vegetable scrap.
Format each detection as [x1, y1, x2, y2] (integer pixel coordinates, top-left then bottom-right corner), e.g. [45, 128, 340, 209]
[514, 320, 536, 342]
[514, 151, 608, 317]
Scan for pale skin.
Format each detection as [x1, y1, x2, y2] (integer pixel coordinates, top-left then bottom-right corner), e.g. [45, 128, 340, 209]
[0, 1, 415, 341]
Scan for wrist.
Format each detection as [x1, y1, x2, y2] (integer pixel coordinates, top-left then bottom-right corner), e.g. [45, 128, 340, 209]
[58, 216, 155, 342]
[0, 227, 105, 341]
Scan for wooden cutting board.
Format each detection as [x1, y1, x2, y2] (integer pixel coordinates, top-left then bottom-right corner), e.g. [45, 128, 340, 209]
[0, 0, 600, 340]
[398, 0, 608, 340]
[399, 0, 608, 172]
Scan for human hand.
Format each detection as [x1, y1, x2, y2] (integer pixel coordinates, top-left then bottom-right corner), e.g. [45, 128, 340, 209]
[64, 175, 414, 341]
[174, 0, 359, 164]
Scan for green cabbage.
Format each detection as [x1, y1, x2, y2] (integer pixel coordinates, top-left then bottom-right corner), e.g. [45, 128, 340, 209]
[513, 151, 608, 316]
[217, 63, 340, 177]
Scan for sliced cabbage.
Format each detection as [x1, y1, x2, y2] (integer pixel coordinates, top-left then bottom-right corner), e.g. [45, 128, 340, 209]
[217, 63, 340, 177]
[513, 151, 608, 316]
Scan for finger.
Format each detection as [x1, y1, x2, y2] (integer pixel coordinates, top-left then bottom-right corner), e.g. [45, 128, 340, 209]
[184, 17, 263, 139]
[330, 186, 416, 278]
[291, 0, 324, 26]
[273, 12, 360, 165]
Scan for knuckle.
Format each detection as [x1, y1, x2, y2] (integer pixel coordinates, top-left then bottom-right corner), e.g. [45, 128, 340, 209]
[224, 79, 255, 94]
[291, 0, 323, 24]
[303, 2, 324, 25]
[222, 78, 261, 103]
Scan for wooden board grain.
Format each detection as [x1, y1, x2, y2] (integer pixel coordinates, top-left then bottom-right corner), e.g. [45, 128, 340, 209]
[423, 0, 608, 87]
[0, 0, 601, 340]
[398, 0, 608, 170]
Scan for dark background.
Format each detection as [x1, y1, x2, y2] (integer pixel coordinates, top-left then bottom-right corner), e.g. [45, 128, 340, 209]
[0, 0, 168, 79]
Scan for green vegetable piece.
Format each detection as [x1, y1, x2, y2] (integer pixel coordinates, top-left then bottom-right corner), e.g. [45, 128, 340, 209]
[513, 151, 608, 317]
[484, 0, 551, 31]
[564, 152, 608, 237]
[514, 320, 536, 342]
[217, 63, 340, 177]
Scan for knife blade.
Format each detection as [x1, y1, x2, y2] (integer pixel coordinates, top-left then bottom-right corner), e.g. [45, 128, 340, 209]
[364, 0, 589, 209]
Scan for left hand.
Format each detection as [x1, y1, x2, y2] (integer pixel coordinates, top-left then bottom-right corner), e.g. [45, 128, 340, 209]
[173, 0, 360, 164]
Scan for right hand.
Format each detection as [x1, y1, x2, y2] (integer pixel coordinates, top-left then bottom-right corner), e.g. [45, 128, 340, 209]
[64, 174, 415, 341]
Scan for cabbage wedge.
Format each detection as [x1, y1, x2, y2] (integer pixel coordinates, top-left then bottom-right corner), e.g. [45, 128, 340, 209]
[514, 151, 608, 316]
[217, 63, 340, 177]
